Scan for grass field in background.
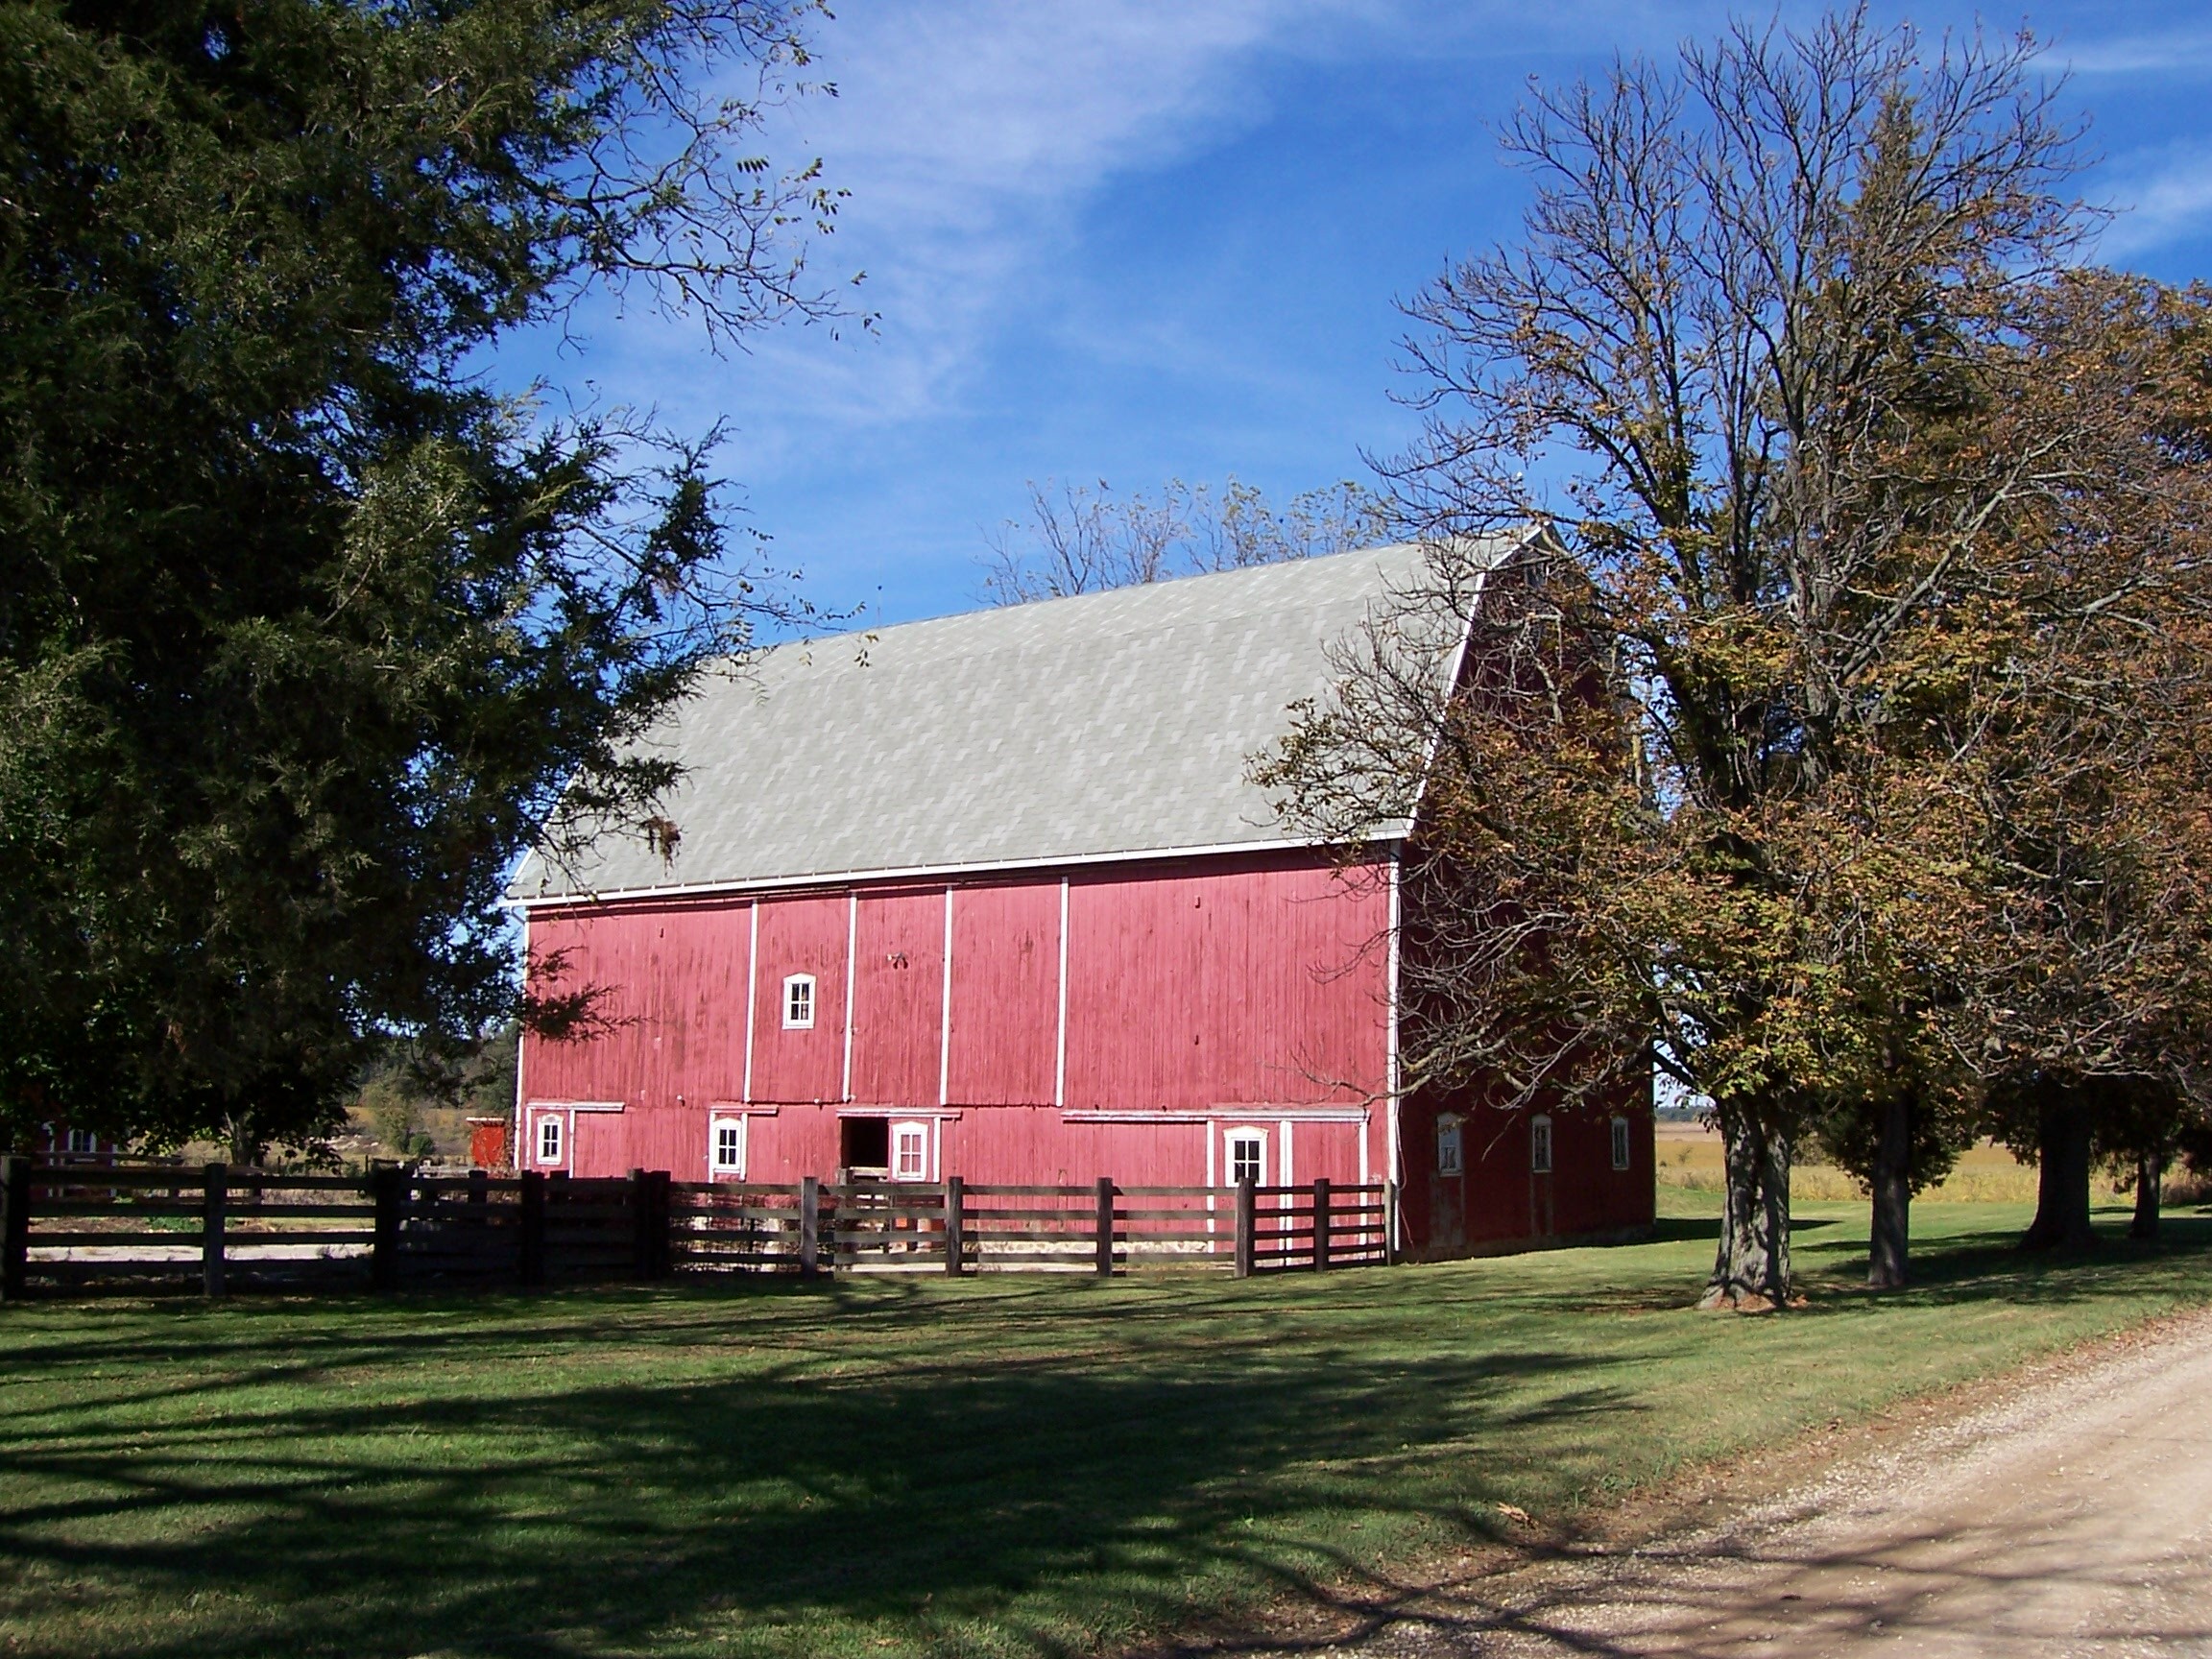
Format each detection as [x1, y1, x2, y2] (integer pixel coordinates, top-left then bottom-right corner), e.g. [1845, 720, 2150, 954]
[1652, 1123, 2155, 1204]
[3, 1197, 2208, 1658]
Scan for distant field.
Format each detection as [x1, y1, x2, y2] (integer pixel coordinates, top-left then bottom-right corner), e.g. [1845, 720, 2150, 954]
[1653, 1123, 2141, 1205]
[2, 1199, 2207, 1659]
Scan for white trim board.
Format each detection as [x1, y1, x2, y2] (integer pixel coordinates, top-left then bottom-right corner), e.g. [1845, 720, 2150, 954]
[1061, 1108, 1368, 1124]
[506, 835, 1403, 911]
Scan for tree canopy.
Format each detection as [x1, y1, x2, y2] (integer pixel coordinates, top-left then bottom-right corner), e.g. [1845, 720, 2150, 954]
[0, 0, 848, 1152]
[1260, 12, 2212, 1303]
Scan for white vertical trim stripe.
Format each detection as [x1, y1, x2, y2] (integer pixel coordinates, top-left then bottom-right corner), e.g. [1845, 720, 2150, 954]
[938, 885, 954, 1107]
[514, 911, 530, 1163]
[841, 892, 857, 1102]
[1054, 877, 1070, 1109]
[741, 902, 759, 1103]
[1385, 852, 1404, 1253]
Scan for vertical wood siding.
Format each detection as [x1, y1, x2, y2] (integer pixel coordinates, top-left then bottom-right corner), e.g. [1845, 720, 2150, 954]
[851, 888, 947, 1105]
[517, 850, 1646, 1256]
[1062, 856, 1389, 1111]
[945, 880, 1061, 1105]
[747, 894, 851, 1104]
[522, 899, 751, 1111]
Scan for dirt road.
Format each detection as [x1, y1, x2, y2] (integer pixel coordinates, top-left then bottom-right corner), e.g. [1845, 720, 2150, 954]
[1278, 1310, 2212, 1658]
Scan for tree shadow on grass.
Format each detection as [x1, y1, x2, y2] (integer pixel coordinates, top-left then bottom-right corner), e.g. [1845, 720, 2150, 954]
[1785, 1211, 2212, 1310]
[0, 1289, 1644, 1659]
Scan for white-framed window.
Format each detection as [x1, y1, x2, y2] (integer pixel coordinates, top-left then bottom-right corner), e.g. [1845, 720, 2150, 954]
[710, 1115, 746, 1177]
[1611, 1116, 1632, 1171]
[1435, 1114, 1463, 1176]
[63, 1129, 97, 1156]
[782, 974, 816, 1029]
[1225, 1129, 1266, 1188]
[537, 1113, 564, 1167]
[1530, 1114, 1553, 1174]
[892, 1120, 929, 1182]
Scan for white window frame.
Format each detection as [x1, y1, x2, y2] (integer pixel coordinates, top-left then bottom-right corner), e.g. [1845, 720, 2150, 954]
[709, 1114, 747, 1179]
[782, 974, 816, 1029]
[63, 1128, 97, 1156]
[1435, 1114, 1464, 1176]
[1530, 1114, 1553, 1174]
[891, 1119, 930, 1183]
[1611, 1115, 1632, 1171]
[1224, 1128, 1267, 1188]
[537, 1112, 565, 1168]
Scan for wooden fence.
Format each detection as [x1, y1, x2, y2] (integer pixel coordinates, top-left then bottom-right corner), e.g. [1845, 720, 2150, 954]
[0, 1158, 1394, 1299]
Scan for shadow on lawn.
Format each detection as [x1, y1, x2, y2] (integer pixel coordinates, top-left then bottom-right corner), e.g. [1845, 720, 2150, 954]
[0, 1290, 1630, 1659]
[7, 1221, 2210, 1658]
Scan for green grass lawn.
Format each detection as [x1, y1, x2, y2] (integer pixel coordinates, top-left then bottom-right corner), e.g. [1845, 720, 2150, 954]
[3, 1198, 2208, 1659]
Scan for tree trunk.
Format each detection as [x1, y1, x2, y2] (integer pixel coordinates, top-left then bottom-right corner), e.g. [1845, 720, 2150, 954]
[2020, 1094, 2096, 1251]
[1701, 1108, 1792, 1309]
[1867, 1091, 1912, 1290]
[2131, 1148, 2164, 1241]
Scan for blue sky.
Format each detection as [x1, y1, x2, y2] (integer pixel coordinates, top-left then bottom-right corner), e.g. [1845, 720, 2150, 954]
[499, 2, 2212, 635]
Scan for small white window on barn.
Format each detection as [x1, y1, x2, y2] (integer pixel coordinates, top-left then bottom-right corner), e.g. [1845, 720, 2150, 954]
[1225, 1129, 1266, 1188]
[1435, 1115, 1463, 1176]
[782, 974, 815, 1029]
[1611, 1116, 1632, 1171]
[710, 1116, 746, 1178]
[1530, 1115, 1553, 1174]
[538, 1114, 564, 1167]
[63, 1129, 97, 1156]
[892, 1121, 929, 1182]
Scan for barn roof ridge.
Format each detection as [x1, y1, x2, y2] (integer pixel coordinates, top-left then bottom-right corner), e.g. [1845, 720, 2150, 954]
[512, 533, 1524, 905]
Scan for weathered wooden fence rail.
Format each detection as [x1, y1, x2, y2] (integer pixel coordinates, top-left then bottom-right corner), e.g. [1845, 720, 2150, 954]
[0, 1158, 1394, 1299]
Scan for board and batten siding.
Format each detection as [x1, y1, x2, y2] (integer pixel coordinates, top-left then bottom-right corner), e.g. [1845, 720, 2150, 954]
[746, 894, 850, 1104]
[946, 879, 1062, 1106]
[1062, 857, 1389, 1112]
[850, 887, 948, 1106]
[517, 849, 1394, 1187]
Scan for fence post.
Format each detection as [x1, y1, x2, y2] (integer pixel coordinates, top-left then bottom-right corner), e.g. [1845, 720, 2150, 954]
[371, 1165, 402, 1291]
[1382, 1179, 1400, 1266]
[0, 1157, 29, 1303]
[1092, 1177, 1114, 1278]
[518, 1169, 546, 1287]
[1234, 1177, 1255, 1279]
[799, 1175, 820, 1278]
[944, 1176, 965, 1277]
[1313, 1176, 1331, 1272]
[629, 1167, 653, 1282]
[650, 1171, 672, 1279]
[202, 1163, 228, 1298]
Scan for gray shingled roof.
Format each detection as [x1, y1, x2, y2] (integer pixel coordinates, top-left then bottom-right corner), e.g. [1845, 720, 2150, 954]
[509, 540, 1494, 902]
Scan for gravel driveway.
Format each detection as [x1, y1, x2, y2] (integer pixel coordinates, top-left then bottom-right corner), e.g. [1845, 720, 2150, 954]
[1246, 1308, 2212, 1658]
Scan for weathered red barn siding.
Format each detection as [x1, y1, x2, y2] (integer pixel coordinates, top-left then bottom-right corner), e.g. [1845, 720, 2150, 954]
[747, 894, 851, 1104]
[1397, 1089, 1654, 1261]
[945, 880, 1060, 1105]
[851, 888, 947, 1105]
[1061, 855, 1389, 1111]
[519, 851, 1396, 1192]
[522, 898, 751, 1109]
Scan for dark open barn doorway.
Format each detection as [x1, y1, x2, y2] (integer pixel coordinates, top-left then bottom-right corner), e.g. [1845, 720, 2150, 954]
[840, 1117, 890, 1177]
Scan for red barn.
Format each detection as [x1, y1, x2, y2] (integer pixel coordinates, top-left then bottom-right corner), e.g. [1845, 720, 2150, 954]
[508, 542, 1652, 1259]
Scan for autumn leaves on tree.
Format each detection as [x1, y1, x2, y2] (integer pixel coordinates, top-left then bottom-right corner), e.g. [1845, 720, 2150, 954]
[1261, 12, 2212, 1304]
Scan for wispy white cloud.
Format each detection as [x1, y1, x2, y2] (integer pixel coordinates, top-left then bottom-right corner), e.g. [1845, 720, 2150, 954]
[2051, 27, 2212, 78]
[563, 0, 1394, 469]
[757, 2, 1383, 419]
[2096, 144, 2212, 259]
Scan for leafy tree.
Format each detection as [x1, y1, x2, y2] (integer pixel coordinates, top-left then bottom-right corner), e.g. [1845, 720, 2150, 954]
[1956, 277, 2212, 1250]
[0, 0, 848, 1154]
[1262, 12, 2111, 1306]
